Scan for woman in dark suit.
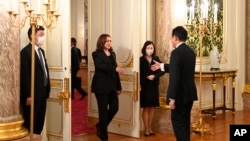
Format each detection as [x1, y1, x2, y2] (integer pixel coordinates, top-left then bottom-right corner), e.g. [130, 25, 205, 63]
[91, 34, 125, 141]
[140, 41, 165, 136]
[151, 26, 198, 141]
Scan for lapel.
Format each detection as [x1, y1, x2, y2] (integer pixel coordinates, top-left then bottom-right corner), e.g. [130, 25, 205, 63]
[28, 43, 40, 63]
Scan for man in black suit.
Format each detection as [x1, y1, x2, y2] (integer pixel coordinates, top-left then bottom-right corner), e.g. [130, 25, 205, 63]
[151, 26, 198, 141]
[71, 37, 87, 100]
[20, 25, 51, 134]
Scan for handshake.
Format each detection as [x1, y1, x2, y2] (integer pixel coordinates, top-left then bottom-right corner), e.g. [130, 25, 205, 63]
[151, 60, 162, 71]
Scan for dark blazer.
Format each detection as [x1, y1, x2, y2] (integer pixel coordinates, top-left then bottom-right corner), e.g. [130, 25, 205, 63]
[166, 43, 197, 104]
[71, 46, 80, 73]
[20, 43, 50, 104]
[76, 48, 82, 61]
[91, 50, 122, 94]
[140, 56, 165, 88]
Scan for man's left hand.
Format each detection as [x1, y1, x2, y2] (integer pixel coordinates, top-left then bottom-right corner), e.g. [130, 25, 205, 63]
[169, 99, 175, 110]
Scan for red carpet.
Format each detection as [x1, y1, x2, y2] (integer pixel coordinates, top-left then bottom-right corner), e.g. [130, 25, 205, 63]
[71, 90, 96, 136]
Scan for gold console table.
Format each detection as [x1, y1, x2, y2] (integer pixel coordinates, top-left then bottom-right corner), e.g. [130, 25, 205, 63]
[195, 68, 237, 119]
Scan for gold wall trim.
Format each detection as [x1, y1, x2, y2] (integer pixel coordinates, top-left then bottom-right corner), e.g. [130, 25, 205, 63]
[194, 72, 237, 78]
[133, 71, 139, 102]
[0, 120, 28, 140]
[49, 66, 64, 71]
[157, 96, 171, 110]
[117, 51, 133, 68]
[212, 83, 216, 90]
[119, 74, 134, 82]
[244, 85, 250, 93]
[50, 79, 63, 89]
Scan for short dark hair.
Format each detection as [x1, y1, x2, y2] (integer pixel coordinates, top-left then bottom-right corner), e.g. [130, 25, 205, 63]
[96, 33, 113, 51]
[28, 25, 45, 41]
[71, 37, 77, 46]
[172, 26, 188, 41]
[141, 40, 156, 57]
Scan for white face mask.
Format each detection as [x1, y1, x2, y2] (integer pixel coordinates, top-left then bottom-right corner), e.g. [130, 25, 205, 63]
[36, 36, 45, 46]
[146, 49, 154, 56]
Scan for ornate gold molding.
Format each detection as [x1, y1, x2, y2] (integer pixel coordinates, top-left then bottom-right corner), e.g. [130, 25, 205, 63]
[48, 66, 64, 71]
[50, 79, 63, 89]
[133, 71, 139, 102]
[119, 74, 133, 82]
[157, 96, 171, 110]
[0, 119, 28, 140]
[117, 50, 133, 67]
[244, 85, 250, 93]
[57, 78, 70, 113]
[194, 71, 236, 78]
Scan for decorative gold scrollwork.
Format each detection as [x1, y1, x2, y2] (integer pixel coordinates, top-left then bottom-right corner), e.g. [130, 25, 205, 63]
[58, 78, 70, 113]
[133, 71, 139, 102]
[117, 50, 133, 67]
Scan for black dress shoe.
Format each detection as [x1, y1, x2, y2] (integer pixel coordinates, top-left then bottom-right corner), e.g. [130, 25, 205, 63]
[144, 133, 150, 136]
[96, 123, 101, 139]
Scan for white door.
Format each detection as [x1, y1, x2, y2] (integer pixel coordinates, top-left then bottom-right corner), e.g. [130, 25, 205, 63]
[45, 0, 71, 140]
[88, 0, 149, 138]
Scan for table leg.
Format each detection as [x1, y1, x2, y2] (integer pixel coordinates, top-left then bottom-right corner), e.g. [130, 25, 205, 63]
[212, 77, 216, 119]
[223, 77, 226, 113]
[232, 75, 236, 115]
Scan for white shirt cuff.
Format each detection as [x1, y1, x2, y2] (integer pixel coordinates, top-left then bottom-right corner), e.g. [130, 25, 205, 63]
[160, 63, 165, 71]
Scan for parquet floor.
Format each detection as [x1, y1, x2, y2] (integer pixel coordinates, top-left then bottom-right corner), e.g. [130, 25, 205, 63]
[72, 111, 250, 141]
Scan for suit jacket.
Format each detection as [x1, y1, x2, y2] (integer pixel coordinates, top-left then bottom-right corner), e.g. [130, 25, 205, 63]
[71, 46, 80, 73]
[76, 48, 82, 62]
[20, 43, 51, 105]
[91, 50, 122, 94]
[166, 43, 197, 104]
[140, 56, 165, 88]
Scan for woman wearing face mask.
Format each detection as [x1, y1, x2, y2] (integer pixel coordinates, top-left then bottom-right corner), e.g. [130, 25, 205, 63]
[140, 40, 165, 136]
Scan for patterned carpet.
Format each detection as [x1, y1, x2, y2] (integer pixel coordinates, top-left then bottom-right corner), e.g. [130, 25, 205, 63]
[71, 90, 96, 136]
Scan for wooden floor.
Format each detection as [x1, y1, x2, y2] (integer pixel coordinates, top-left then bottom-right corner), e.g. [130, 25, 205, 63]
[72, 111, 250, 141]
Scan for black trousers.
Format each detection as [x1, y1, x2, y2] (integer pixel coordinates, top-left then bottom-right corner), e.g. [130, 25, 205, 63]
[22, 98, 47, 134]
[95, 91, 119, 140]
[71, 69, 87, 99]
[171, 101, 193, 141]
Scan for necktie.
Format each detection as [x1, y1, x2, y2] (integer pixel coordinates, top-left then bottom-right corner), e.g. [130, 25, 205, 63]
[38, 48, 48, 86]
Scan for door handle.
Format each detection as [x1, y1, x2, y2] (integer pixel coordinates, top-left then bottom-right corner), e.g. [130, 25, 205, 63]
[58, 78, 70, 113]
[58, 78, 70, 99]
